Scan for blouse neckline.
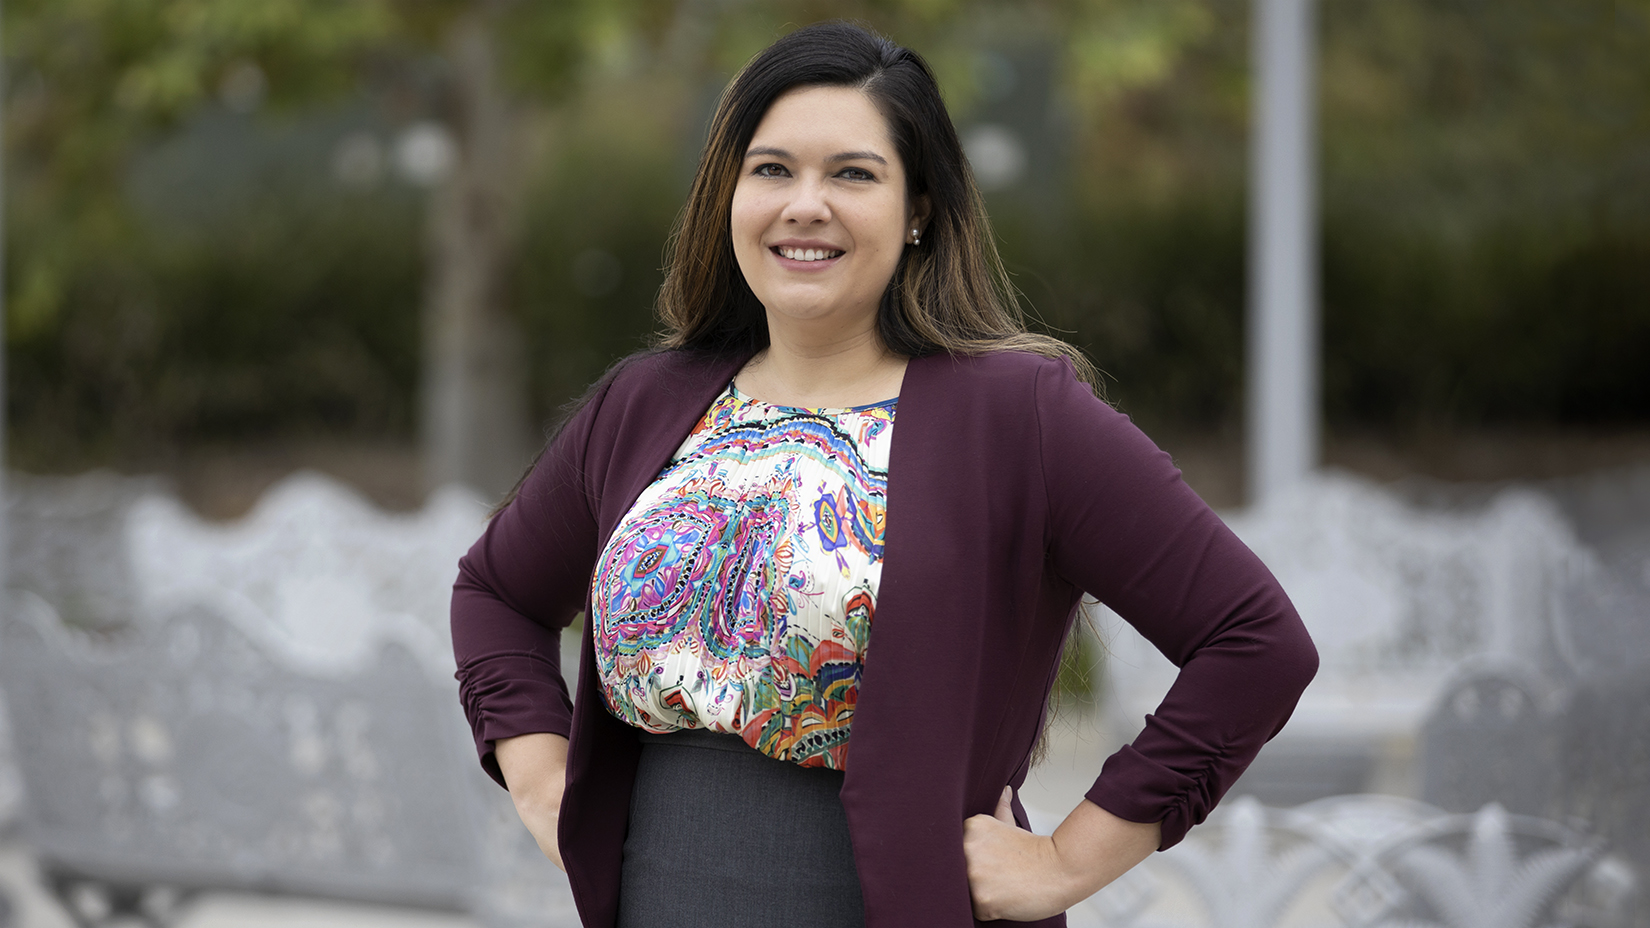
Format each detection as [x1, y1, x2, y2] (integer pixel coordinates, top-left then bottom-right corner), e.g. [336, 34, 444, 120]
[726, 380, 898, 416]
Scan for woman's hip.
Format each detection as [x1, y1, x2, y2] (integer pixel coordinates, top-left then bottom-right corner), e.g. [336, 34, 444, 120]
[617, 728, 865, 928]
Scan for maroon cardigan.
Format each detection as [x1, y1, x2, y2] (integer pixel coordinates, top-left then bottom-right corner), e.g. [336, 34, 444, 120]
[451, 347, 1317, 927]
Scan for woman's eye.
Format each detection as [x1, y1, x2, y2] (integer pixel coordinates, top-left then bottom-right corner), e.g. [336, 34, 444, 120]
[753, 163, 789, 177]
[838, 167, 874, 181]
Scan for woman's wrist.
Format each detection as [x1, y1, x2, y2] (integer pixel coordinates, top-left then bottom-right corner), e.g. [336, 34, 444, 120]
[495, 732, 570, 806]
[966, 790, 1162, 920]
[1048, 800, 1162, 905]
[495, 732, 571, 870]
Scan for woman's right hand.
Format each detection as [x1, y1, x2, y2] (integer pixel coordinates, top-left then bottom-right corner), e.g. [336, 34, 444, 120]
[494, 732, 571, 871]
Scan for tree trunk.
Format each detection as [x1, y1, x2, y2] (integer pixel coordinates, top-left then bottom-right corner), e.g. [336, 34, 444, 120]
[420, 6, 531, 500]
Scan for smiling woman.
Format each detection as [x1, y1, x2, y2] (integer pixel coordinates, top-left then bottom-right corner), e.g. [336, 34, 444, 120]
[728, 85, 925, 402]
[451, 20, 1317, 928]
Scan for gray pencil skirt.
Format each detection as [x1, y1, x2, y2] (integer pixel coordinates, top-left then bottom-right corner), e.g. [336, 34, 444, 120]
[616, 728, 866, 928]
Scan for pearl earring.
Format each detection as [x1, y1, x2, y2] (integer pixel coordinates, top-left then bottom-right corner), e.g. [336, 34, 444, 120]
[911, 228, 922, 246]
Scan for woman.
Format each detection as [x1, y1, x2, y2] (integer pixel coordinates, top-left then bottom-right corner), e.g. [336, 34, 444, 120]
[451, 21, 1317, 928]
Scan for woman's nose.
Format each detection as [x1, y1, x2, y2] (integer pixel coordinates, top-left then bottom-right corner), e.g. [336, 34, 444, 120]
[781, 178, 832, 225]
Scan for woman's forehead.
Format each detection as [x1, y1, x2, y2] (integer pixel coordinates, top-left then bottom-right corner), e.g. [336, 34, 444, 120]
[746, 86, 894, 159]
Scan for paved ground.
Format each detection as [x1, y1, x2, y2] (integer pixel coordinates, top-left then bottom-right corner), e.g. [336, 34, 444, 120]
[0, 838, 480, 928]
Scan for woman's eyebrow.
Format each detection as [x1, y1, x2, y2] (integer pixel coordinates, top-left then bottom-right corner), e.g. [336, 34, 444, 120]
[743, 146, 888, 166]
[828, 150, 888, 166]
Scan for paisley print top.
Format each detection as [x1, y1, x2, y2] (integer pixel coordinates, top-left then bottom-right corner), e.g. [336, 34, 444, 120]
[590, 381, 894, 770]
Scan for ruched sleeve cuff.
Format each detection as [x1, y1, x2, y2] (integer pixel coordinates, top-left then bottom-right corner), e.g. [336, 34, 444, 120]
[455, 652, 575, 789]
[1085, 743, 1216, 851]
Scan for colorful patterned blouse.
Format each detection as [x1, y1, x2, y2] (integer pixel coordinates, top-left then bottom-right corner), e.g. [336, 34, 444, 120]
[589, 381, 895, 770]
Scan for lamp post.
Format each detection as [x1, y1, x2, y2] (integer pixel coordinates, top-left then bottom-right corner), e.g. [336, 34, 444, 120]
[1247, 0, 1319, 505]
[1, 0, 9, 582]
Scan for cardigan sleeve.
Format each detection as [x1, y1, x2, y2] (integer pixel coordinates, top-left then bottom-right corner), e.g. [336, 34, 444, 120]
[1034, 359, 1318, 850]
[450, 377, 613, 789]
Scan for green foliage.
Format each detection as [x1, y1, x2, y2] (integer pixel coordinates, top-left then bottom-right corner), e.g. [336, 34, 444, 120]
[998, 0, 1650, 432]
[1066, 0, 1215, 103]
[4, 0, 398, 335]
[6, 142, 423, 466]
[509, 81, 688, 422]
[1323, 218, 1650, 427]
[1315, 0, 1650, 428]
[4, 0, 407, 466]
[7, 0, 1650, 470]
[3, 0, 672, 465]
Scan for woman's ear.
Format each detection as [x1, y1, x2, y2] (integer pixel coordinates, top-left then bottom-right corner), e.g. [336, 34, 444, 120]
[908, 194, 933, 239]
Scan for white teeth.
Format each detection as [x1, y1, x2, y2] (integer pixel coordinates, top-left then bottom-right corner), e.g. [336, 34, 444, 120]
[778, 246, 842, 262]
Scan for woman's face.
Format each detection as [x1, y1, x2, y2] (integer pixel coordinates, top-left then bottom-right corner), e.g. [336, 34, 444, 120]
[730, 85, 928, 345]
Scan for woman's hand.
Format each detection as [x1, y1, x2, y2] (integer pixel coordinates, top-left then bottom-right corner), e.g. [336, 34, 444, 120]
[494, 732, 571, 871]
[964, 788, 1161, 921]
[964, 788, 1070, 920]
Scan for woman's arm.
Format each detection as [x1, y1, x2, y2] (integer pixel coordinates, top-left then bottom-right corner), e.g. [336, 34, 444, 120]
[964, 791, 1160, 921]
[1032, 356, 1318, 845]
[495, 732, 571, 870]
[955, 357, 1313, 917]
[451, 373, 617, 786]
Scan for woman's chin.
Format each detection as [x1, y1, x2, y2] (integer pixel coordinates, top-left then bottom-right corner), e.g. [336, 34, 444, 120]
[760, 299, 877, 331]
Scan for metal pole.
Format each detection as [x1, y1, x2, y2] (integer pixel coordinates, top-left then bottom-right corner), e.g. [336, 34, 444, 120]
[1246, 0, 1319, 504]
[1, 0, 9, 579]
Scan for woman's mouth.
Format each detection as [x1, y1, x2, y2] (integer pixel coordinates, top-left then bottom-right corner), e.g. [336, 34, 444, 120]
[773, 246, 845, 262]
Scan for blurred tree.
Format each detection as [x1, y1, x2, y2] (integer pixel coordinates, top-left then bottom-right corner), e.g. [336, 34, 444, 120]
[995, 0, 1650, 435]
[6, 0, 407, 465]
[1317, 0, 1650, 428]
[5, 0, 1210, 492]
[10, 0, 1646, 490]
[6, 0, 393, 333]
[4, 0, 678, 496]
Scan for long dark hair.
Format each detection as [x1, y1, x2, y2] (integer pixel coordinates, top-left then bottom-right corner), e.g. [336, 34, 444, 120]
[655, 20, 1100, 389]
[496, 22, 1103, 517]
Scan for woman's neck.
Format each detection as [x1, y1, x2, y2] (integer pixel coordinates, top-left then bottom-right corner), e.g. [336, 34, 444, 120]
[737, 326, 908, 410]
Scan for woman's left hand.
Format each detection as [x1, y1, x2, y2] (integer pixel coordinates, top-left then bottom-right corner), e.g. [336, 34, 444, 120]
[964, 788, 1073, 920]
[964, 788, 1162, 922]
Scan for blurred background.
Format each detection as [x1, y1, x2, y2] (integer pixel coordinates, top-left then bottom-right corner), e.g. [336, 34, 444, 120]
[10, 0, 1649, 506]
[2, 1, 1648, 927]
